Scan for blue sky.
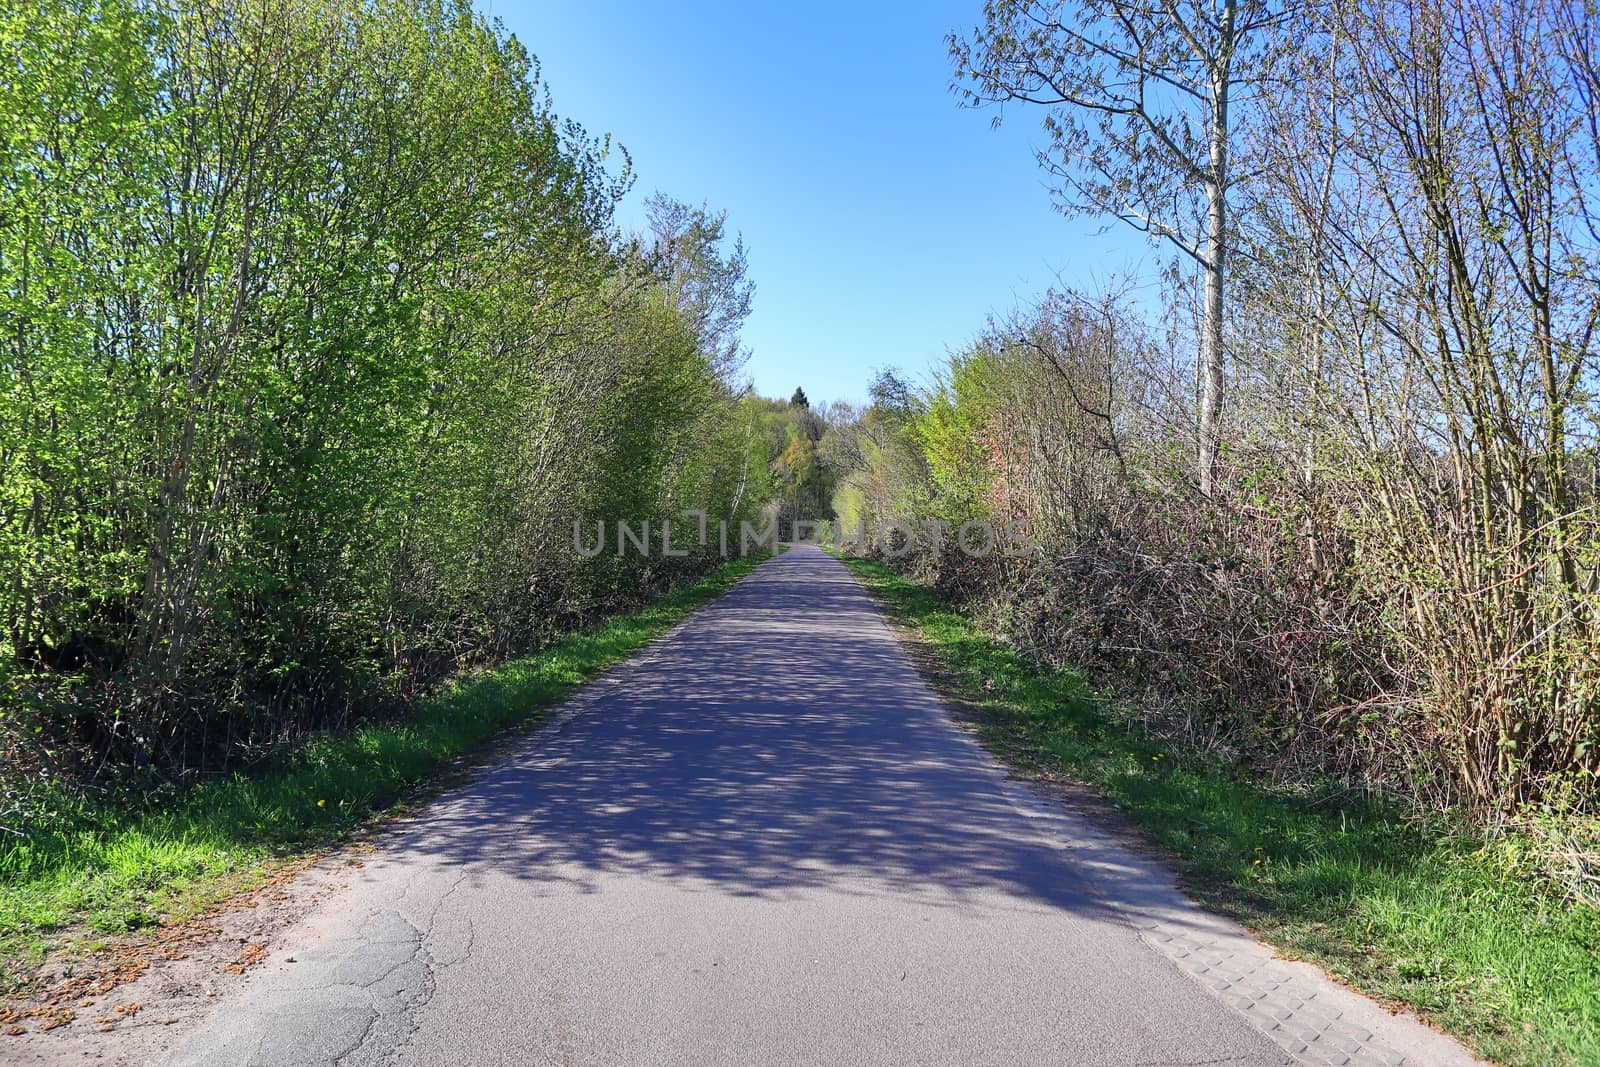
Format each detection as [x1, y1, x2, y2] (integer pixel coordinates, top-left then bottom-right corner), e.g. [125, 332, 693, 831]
[486, 0, 1156, 405]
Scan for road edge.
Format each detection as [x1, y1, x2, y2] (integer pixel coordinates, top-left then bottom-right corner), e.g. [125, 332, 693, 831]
[831, 551, 1486, 1067]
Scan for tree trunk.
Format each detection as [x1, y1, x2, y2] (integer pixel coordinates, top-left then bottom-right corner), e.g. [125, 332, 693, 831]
[1198, 17, 1233, 500]
[1198, 181, 1226, 498]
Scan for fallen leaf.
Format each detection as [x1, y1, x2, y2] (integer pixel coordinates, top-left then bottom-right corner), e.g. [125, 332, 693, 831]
[37, 1007, 73, 1031]
[222, 944, 267, 975]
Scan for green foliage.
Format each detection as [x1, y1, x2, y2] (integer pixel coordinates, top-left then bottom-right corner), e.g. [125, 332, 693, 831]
[0, 0, 765, 791]
[728, 391, 832, 530]
[645, 194, 755, 377]
[820, 370, 929, 536]
[917, 348, 1000, 520]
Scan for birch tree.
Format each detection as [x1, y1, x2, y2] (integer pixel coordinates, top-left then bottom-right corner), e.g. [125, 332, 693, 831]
[950, 0, 1280, 496]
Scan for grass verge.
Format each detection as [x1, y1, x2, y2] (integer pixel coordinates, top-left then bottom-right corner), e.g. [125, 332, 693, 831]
[0, 553, 771, 988]
[840, 554, 1599, 1067]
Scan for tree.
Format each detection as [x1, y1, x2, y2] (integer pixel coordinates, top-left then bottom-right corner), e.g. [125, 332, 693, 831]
[775, 423, 819, 526]
[1279, 0, 1600, 806]
[0, 0, 767, 781]
[950, 0, 1280, 496]
[868, 368, 918, 419]
[818, 372, 930, 538]
[790, 387, 810, 409]
[645, 193, 754, 379]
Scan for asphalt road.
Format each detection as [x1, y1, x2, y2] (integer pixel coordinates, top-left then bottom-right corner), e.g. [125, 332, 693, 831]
[167, 546, 1306, 1066]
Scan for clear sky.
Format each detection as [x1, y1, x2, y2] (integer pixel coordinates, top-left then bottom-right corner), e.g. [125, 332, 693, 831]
[485, 0, 1156, 406]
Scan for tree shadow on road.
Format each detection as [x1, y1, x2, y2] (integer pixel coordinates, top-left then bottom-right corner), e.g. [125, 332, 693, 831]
[380, 551, 1123, 920]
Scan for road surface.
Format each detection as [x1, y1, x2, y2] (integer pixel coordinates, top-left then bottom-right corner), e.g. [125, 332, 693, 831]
[168, 546, 1477, 1066]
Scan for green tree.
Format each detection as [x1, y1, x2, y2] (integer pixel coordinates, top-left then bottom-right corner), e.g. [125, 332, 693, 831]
[1, 0, 766, 783]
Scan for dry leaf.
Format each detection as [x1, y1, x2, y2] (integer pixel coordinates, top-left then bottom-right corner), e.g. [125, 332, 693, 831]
[222, 944, 267, 975]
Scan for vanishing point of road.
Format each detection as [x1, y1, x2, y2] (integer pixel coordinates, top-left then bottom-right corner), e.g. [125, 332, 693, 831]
[167, 546, 1479, 1067]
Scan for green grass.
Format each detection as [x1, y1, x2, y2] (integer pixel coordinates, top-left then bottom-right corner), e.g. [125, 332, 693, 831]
[0, 553, 770, 988]
[840, 554, 1600, 1067]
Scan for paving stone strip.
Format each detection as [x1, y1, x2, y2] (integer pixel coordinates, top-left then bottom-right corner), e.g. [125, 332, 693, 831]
[995, 775, 1482, 1067]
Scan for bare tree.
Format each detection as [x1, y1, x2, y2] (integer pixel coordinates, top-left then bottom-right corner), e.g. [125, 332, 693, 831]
[644, 193, 755, 380]
[950, 0, 1280, 496]
[1250, 0, 1600, 807]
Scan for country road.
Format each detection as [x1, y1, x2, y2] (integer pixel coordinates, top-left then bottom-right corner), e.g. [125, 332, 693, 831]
[165, 546, 1478, 1067]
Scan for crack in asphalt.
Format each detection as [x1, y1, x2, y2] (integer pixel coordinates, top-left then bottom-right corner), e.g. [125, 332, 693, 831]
[165, 906, 435, 1067]
[378, 870, 474, 1065]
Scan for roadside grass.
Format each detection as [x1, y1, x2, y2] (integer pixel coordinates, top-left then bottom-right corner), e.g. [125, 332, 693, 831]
[0, 553, 770, 989]
[840, 554, 1600, 1067]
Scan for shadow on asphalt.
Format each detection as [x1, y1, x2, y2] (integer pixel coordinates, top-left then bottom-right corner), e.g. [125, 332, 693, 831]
[383, 550, 1123, 920]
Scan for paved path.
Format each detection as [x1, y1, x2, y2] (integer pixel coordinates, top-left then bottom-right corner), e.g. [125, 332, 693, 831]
[168, 547, 1479, 1066]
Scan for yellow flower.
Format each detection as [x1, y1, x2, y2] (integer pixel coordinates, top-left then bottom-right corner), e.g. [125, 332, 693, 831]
[317, 799, 326, 808]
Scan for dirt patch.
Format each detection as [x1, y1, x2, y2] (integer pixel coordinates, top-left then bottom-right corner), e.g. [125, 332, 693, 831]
[0, 849, 371, 1066]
